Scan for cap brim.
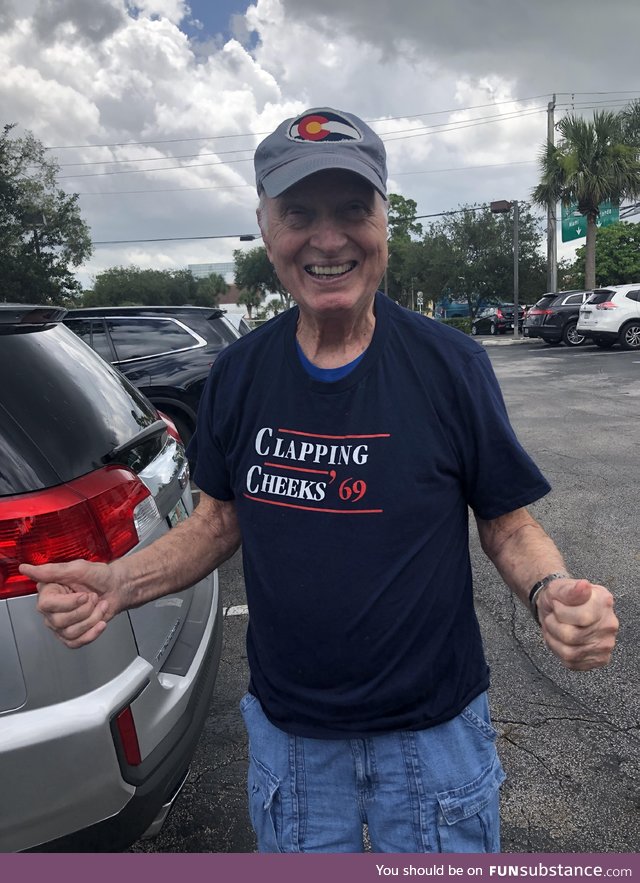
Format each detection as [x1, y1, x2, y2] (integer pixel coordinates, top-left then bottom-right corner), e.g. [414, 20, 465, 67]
[260, 153, 387, 199]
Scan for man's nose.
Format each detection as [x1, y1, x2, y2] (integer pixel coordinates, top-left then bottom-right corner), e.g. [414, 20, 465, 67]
[308, 216, 348, 252]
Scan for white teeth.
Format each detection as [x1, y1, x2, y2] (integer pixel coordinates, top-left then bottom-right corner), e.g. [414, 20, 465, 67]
[307, 263, 354, 276]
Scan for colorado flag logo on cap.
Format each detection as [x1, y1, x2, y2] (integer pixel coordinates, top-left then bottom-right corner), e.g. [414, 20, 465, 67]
[288, 110, 363, 143]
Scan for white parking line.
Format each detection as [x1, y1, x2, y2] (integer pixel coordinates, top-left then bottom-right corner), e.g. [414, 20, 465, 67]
[224, 604, 249, 617]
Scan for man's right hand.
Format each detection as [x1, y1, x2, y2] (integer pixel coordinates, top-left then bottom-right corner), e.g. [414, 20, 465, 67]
[18, 559, 124, 648]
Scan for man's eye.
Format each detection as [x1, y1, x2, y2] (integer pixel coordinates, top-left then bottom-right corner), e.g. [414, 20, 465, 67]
[345, 202, 369, 217]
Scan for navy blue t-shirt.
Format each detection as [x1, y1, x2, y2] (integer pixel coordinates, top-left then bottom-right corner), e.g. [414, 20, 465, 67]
[191, 292, 550, 738]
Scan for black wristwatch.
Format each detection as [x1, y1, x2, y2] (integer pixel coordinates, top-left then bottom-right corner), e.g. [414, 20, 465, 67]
[528, 573, 568, 625]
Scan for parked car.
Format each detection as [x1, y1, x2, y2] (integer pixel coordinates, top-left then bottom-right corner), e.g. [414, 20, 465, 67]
[222, 309, 253, 335]
[523, 290, 591, 347]
[471, 304, 525, 336]
[577, 284, 640, 350]
[0, 304, 222, 852]
[63, 306, 240, 444]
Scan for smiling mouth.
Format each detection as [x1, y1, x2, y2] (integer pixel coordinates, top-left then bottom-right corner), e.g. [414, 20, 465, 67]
[305, 261, 357, 278]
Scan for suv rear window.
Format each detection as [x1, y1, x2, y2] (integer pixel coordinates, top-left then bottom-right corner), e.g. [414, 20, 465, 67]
[64, 318, 114, 360]
[534, 295, 557, 308]
[106, 317, 202, 361]
[587, 290, 615, 304]
[0, 323, 157, 494]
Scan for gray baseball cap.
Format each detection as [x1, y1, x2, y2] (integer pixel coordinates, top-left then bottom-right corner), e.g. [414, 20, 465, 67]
[254, 107, 387, 199]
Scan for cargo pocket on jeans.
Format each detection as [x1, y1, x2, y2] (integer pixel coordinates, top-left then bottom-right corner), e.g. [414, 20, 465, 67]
[435, 756, 505, 853]
[247, 753, 284, 853]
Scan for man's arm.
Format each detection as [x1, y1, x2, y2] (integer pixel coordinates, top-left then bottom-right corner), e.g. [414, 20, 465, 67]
[19, 492, 241, 649]
[475, 507, 618, 671]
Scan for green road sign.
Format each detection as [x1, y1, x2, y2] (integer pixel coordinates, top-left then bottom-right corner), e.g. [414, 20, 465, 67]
[561, 200, 620, 243]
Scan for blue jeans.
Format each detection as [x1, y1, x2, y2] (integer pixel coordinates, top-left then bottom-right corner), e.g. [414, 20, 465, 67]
[240, 691, 505, 853]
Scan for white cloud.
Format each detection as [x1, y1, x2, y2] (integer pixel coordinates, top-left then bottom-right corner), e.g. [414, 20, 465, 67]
[128, 0, 191, 26]
[2, 0, 637, 289]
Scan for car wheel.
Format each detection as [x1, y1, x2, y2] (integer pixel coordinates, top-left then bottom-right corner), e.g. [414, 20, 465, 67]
[594, 339, 615, 349]
[471, 324, 478, 336]
[620, 321, 640, 350]
[562, 321, 586, 347]
[490, 323, 497, 336]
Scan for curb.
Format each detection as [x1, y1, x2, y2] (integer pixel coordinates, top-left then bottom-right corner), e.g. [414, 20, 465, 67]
[481, 336, 541, 347]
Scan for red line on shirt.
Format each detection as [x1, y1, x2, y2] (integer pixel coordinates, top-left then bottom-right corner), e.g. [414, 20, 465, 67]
[263, 462, 330, 475]
[243, 494, 383, 514]
[277, 429, 390, 440]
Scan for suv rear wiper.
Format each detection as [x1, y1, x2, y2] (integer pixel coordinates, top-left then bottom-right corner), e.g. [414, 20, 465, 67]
[102, 419, 168, 465]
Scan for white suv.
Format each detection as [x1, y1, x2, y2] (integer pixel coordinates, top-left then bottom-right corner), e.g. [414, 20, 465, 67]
[577, 284, 640, 350]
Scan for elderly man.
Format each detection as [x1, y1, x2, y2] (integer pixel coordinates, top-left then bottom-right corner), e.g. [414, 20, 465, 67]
[21, 107, 618, 854]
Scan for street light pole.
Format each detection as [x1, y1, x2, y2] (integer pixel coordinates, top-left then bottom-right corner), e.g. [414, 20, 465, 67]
[490, 199, 520, 339]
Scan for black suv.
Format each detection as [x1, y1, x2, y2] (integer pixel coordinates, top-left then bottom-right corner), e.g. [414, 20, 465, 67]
[523, 290, 591, 347]
[471, 304, 525, 336]
[0, 305, 222, 851]
[63, 306, 240, 444]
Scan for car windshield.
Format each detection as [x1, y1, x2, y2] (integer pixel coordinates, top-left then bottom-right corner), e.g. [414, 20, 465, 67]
[534, 295, 557, 308]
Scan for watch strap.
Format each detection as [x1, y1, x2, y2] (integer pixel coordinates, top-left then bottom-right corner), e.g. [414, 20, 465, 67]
[528, 572, 568, 625]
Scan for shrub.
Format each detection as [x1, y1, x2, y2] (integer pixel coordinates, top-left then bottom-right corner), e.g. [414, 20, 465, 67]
[439, 317, 472, 335]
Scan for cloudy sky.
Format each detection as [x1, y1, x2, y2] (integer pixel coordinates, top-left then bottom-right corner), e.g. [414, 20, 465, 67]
[2, 0, 639, 288]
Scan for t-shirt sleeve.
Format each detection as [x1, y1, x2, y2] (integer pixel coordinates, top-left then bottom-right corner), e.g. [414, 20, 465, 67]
[187, 361, 235, 501]
[449, 349, 551, 519]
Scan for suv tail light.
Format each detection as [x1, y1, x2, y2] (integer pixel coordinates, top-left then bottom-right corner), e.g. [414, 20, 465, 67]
[0, 467, 151, 600]
[595, 302, 618, 310]
[529, 308, 552, 316]
[158, 410, 182, 443]
[114, 705, 142, 766]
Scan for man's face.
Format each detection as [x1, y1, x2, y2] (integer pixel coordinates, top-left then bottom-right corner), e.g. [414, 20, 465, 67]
[259, 170, 388, 320]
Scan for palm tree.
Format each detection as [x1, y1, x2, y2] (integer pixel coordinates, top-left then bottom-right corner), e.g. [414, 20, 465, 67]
[620, 99, 640, 149]
[532, 111, 640, 290]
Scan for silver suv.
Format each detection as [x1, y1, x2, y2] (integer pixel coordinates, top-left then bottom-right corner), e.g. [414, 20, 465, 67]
[0, 305, 222, 852]
[577, 284, 640, 350]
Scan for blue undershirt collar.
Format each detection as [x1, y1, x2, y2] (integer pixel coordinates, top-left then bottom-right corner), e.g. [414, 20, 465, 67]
[295, 340, 367, 382]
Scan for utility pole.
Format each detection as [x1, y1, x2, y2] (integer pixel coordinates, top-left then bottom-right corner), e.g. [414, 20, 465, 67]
[547, 94, 558, 293]
[513, 200, 519, 339]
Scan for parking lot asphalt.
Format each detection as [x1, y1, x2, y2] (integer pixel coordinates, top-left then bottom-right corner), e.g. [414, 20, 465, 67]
[130, 339, 639, 855]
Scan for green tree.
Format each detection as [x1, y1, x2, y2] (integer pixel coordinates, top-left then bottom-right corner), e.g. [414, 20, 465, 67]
[387, 194, 423, 241]
[237, 288, 264, 318]
[385, 194, 426, 306]
[234, 246, 292, 310]
[423, 204, 546, 316]
[192, 272, 228, 306]
[0, 123, 92, 303]
[532, 111, 640, 290]
[83, 266, 226, 306]
[571, 221, 640, 286]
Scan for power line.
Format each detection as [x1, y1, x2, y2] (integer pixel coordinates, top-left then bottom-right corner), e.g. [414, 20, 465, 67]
[92, 232, 261, 246]
[89, 201, 639, 247]
[50, 96, 640, 184]
[43, 91, 640, 153]
[44, 94, 555, 151]
[57, 107, 550, 180]
[73, 159, 538, 196]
